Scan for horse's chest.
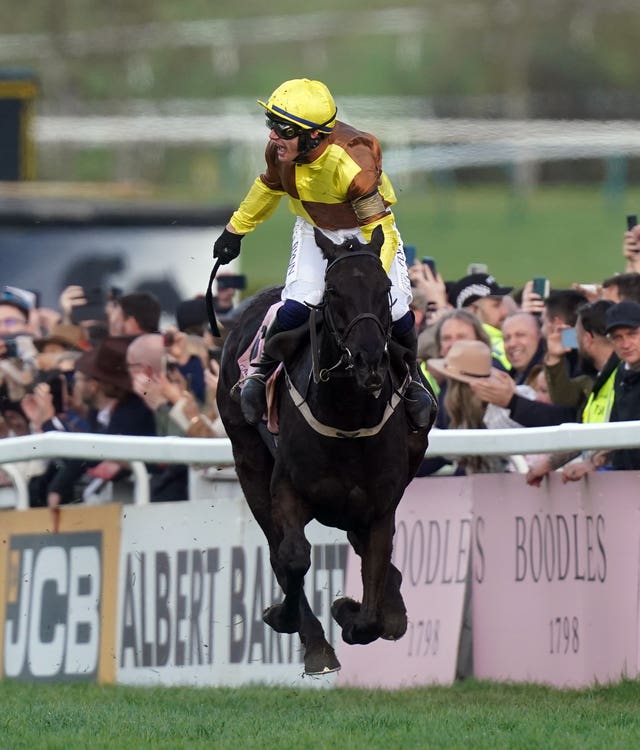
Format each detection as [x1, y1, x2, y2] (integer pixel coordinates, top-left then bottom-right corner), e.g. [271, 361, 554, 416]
[288, 464, 399, 521]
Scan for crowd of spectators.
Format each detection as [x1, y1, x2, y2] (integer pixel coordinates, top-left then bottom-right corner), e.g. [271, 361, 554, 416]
[2, 223, 640, 507]
[410, 221, 640, 481]
[0, 278, 230, 509]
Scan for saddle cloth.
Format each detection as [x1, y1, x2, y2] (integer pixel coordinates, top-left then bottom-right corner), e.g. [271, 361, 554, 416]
[236, 301, 284, 434]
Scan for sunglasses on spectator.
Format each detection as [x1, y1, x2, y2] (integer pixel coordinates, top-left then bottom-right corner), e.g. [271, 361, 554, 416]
[265, 117, 301, 140]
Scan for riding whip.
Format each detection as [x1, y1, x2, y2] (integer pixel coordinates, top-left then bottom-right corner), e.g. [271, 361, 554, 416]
[205, 258, 222, 337]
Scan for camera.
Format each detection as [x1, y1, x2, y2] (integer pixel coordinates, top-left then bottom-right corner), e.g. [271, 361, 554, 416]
[0, 335, 34, 360]
[217, 274, 247, 291]
[1, 338, 19, 358]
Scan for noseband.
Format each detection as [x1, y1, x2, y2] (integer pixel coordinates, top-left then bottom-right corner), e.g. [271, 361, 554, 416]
[309, 251, 392, 383]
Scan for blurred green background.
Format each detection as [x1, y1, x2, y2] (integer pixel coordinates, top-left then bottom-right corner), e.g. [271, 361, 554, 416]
[240, 186, 640, 294]
[4, 1, 640, 293]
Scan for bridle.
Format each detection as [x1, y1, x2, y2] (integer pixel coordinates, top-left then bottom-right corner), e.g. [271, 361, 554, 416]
[308, 250, 392, 384]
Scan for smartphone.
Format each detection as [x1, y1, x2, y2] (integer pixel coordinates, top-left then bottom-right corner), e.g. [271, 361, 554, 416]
[421, 256, 437, 275]
[561, 328, 578, 349]
[404, 245, 416, 266]
[1, 338, 19, 358]
[627, 214, 638, 231]
[532, 277, 550, 300]
[217, 274, 247, 291]
[70, 287, 105, 324]
[467, 262, 489, 275]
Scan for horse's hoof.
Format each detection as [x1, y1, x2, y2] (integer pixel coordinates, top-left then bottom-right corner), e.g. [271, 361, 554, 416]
[332, 597, 382, 645]
[331, 596, 360, 627]
[381, 611, 408, 640]
[262, 603, 299, 634]
[304, 645, 341, 676]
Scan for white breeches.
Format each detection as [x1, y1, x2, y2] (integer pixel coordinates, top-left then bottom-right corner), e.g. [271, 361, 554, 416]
[281, 217, 412, 322]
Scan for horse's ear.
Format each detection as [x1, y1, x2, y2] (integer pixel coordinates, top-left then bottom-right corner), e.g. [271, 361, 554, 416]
[314, 227, 338, 262]
[369, 224, 384, 255]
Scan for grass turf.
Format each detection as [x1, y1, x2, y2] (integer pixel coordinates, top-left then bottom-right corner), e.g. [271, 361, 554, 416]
[2, 678, 640, 749]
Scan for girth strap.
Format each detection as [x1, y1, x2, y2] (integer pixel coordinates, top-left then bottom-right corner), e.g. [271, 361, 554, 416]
[284, 372, 409, 439]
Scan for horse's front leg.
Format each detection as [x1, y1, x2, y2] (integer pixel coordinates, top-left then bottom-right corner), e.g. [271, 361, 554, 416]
[263, 477, 340, 675]
[332, 514, 396, 645]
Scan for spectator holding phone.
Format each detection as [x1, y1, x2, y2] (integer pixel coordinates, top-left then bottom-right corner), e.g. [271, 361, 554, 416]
[520, 277, 549, 316]
[622, 216, 640, 274]
[59, 285, 109, 347]
[408, 256, 450, 325]
[41, 336, 157, 510]
[0, 286, 38, 407]
[552, 301, 640, 483]
[540, 288, 590, 393]
[524, 301, 617, 483]
[214, 273, 245, 318]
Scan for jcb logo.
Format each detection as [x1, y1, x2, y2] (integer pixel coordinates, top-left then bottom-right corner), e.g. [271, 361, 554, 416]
[3, 532, 102, 681]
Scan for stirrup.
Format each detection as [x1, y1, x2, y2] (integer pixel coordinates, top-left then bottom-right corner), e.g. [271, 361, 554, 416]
[230, 372, 267, 400]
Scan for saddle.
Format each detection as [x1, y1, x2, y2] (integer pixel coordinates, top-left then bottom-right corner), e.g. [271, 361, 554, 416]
[236, 302, 312, 434]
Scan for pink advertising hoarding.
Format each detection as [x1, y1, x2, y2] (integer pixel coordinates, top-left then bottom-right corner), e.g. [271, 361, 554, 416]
[336, 477, 473, 687]
[472, 472, 640, 687]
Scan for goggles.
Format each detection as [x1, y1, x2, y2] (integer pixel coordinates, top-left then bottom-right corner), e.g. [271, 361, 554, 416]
[265, 117, 301, 140]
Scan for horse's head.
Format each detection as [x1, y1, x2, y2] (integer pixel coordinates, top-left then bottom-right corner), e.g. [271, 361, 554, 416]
[313, 225, 391, 392]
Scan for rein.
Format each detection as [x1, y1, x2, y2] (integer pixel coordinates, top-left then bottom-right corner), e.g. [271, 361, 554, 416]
[285, 244, 406, 438]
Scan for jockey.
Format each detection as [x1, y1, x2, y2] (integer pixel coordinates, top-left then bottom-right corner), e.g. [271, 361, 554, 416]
[213, 78, 436, 430]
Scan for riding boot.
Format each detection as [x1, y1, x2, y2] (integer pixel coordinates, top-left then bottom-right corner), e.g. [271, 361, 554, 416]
[392, 323, 438, 431]
[241, 317, 284, 425]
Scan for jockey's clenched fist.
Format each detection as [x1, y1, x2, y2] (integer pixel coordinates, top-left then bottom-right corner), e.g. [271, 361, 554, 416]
[213, 228, 244, 264]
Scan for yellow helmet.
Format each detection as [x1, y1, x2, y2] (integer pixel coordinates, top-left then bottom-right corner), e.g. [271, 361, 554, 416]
[258, 79, 337, 133]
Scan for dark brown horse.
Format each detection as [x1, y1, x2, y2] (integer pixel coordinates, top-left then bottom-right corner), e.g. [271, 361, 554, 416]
[217, 226, 432, 674]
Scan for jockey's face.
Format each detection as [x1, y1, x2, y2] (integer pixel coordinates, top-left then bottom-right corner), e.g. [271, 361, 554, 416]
[268, 126, 301, 163]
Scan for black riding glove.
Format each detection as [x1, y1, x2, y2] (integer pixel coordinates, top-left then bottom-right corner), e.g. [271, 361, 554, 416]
[213, 229, 244, 265]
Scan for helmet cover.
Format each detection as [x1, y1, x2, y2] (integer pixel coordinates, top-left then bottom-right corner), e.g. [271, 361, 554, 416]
[258, 78, 337, 133]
